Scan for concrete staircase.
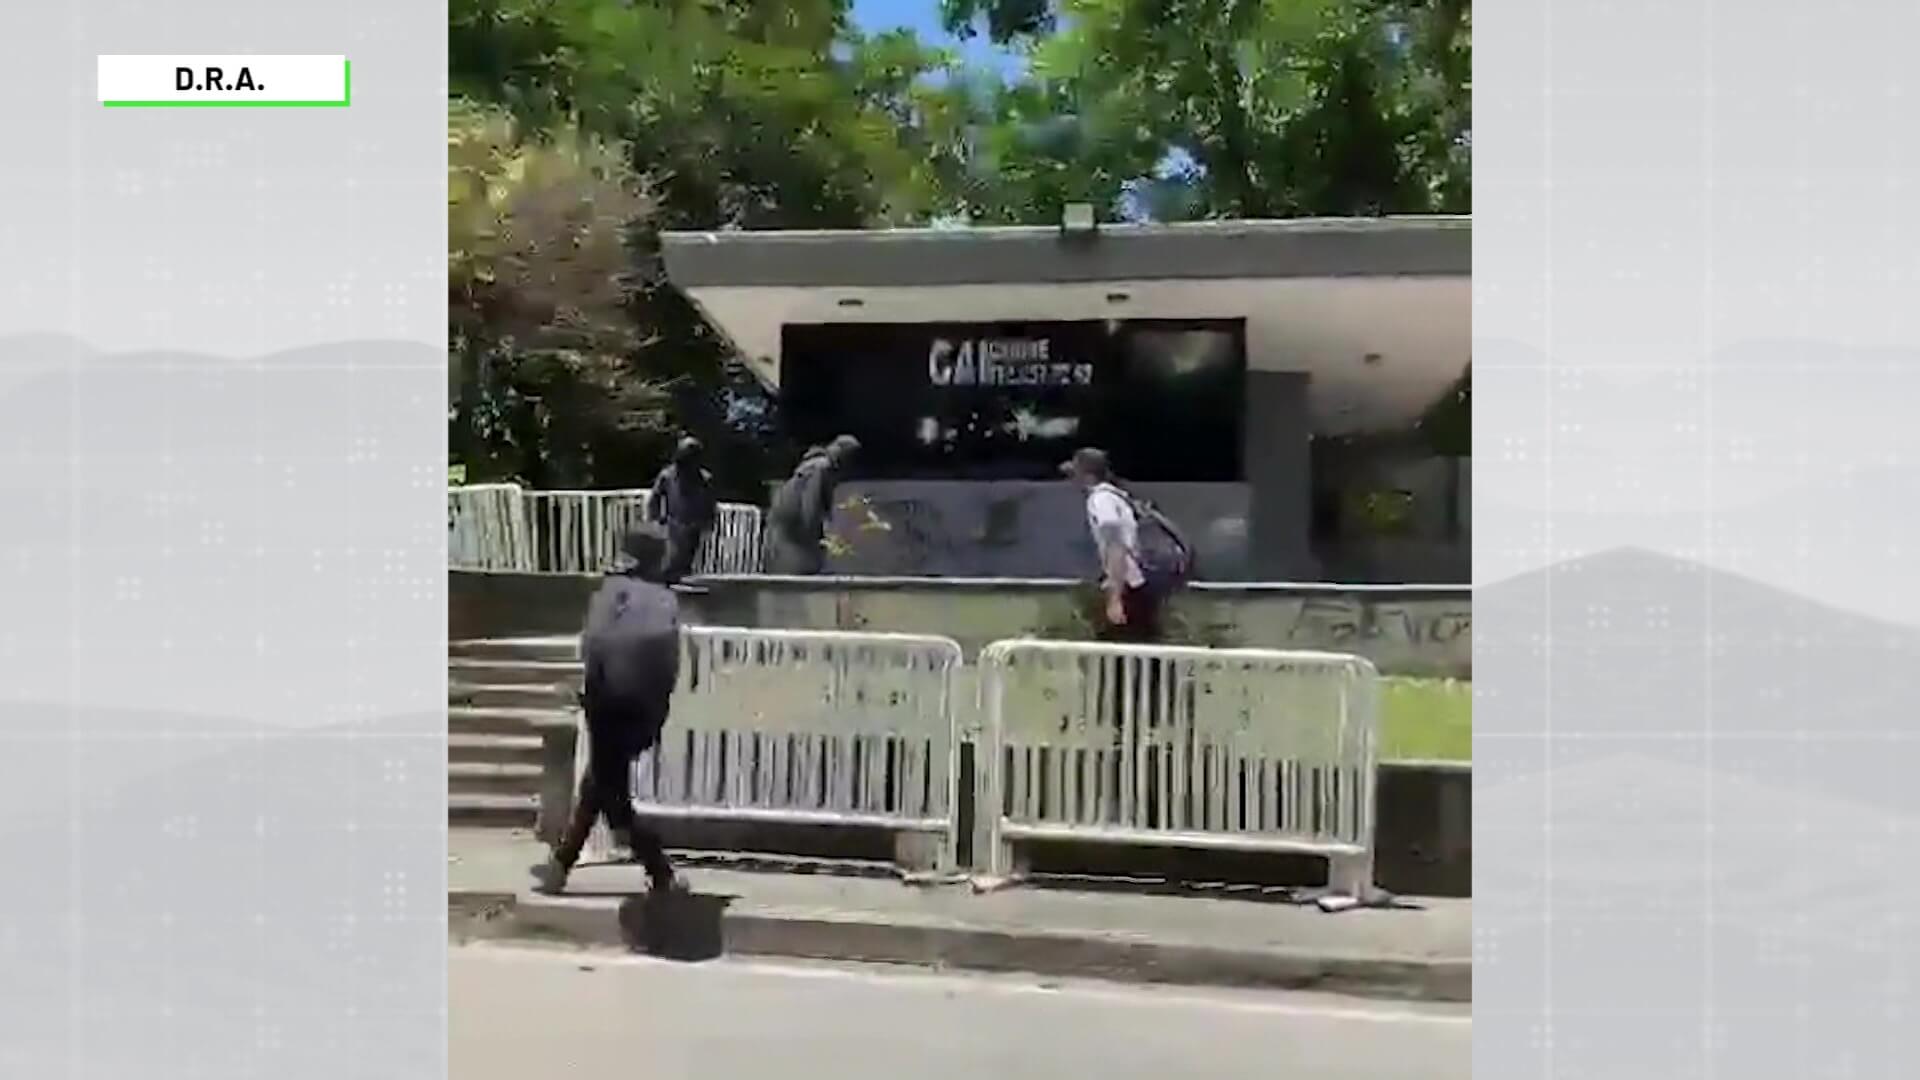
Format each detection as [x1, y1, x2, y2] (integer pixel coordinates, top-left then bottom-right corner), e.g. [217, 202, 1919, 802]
[448, 638, 581, 830]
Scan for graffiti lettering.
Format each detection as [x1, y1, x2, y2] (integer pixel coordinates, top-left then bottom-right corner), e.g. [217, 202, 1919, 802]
[1282, 597, 1471, 646]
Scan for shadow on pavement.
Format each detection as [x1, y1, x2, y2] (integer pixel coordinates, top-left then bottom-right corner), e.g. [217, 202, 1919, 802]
[616, 890, 735, 962]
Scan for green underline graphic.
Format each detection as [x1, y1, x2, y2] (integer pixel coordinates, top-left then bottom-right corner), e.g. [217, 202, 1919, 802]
[103, 59, 351, 108]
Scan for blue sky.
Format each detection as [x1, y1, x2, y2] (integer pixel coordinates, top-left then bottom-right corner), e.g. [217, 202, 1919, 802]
[850, 0, 1025, 75]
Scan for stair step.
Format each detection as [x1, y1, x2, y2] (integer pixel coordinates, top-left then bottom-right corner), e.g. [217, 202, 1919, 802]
[449, 792, 538, 827]
[449, 761, 543, 796]
[448, 733, 543, 765]
[449, 682, 576, 710]
[449, 705, 573, 736]
[451, 637, 578, 663]
[448, 658, 582, 685]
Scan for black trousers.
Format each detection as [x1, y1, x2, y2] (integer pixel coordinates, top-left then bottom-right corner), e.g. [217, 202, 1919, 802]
[661, 522, 708, 582]
[1096, 583, 1164, 644]
[554, 714, 672, 881]
[767, 530, 825, 575]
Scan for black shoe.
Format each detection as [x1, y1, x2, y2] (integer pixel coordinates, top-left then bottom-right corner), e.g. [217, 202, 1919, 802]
[645, 862, 682, 894]
[532, 859, 571, 895]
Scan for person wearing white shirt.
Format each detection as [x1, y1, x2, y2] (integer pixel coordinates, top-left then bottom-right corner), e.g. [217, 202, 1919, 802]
[1062, 446, 1162, 642]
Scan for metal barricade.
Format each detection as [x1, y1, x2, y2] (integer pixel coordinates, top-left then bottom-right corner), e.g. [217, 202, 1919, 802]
[977, 639, 1381, 896]
[448, 483, 531, 570]
[579, 627, 963, 869]
[522, 489, 653, 574]
[450, 485, 765, 574]
[704, 503, 766, 574]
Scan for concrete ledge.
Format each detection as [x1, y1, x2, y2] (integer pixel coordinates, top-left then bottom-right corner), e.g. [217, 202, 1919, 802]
[507, 890, 1470, 1003]
[1374, 761, 1472, 898]
[449, 569, 1471, 677]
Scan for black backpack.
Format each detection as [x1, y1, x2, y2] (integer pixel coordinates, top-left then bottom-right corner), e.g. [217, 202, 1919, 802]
[1111, 486, 1196, 594]
[579, 574, 682, 748]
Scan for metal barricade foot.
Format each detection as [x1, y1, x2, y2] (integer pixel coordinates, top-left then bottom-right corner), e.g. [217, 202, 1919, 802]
[1325, 850, 1376, 900]
[891, 831, 944, 875]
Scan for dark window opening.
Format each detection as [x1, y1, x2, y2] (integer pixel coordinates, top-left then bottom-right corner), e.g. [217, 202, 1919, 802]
[779, 319, 1246, 482]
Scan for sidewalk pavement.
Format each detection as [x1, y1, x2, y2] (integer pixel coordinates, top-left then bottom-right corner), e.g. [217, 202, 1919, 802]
[449, 828, 1471, 1003]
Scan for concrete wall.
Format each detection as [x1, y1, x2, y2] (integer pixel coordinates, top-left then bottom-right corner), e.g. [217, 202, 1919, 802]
[450, 569, 598, 642]
[1373, 762, 1471, 897]
[1014, 762, 1470, 897]
[1315, 455, 1470, 584]
[825, 480, 1251, 580]
[1243, 370, 1316, 579]
[451, 570, 1471, 678]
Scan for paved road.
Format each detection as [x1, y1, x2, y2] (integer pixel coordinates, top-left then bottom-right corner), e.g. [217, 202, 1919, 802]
[451, 944, 1470, 1079]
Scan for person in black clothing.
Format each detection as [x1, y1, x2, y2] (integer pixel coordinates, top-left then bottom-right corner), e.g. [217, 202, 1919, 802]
[644, 436, 717, 583]
[766, 434, 859, 575]
[535, 523, 682, 894]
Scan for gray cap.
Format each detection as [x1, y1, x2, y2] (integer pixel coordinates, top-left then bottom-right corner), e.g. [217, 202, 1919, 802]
[1059, 446, 1112, 480]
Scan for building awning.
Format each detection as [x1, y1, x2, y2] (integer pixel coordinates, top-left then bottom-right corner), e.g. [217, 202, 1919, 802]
[661, 216, 1469, 436]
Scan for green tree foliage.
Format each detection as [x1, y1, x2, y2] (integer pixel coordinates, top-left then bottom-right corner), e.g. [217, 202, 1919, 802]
[451, 0, 954, 229]
[450, 0, 965, 495]
[448, 99, 671, 486]
[911, 70, 1167, 225]
[940, 0, 1471, 219]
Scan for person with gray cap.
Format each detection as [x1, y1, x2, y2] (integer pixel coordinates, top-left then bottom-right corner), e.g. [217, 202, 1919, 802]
[766, 434, 860, 575]
[1061, 447, 1193, 642]
[644, 435, 717, 583]
[536, 522, 681, 894]
[1062, 448, 1194, 830]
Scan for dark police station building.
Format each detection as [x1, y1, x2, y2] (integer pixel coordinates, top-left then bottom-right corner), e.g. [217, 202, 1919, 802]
[662, 215, 1469, 584]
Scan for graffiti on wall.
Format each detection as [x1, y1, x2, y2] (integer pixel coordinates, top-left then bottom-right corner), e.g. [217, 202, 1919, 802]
[1178, 592, 1472, 677]
[1286, 595, 1472, 648]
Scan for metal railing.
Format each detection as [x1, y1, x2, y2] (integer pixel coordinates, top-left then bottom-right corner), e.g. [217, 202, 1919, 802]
[977, 640, 1380, 896]
[449, 484, 765, 575]
[580, 627, 964, 869]
[447, 483, 531, 571]
[543, 627, 1383, 890]
[700, 501, 767, 575]
[522, 489, 654, 575]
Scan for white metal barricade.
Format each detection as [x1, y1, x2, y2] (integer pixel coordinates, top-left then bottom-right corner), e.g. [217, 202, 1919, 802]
[703, 503, 765, 574]
[448, 483, 531, 570]
[977, 640, 1381, 896]
[579, 627, 963, 869]
[449, 485, 765, 574]
[522, 489, 653, 574]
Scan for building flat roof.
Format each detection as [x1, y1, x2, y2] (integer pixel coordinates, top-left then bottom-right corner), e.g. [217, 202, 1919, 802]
[661, 215, 1469, 289]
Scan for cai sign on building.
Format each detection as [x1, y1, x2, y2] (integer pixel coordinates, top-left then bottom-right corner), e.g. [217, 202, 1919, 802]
[661, 217, 1470, 583]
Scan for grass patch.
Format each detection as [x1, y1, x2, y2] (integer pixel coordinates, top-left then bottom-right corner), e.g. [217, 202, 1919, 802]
[1380, 677, 1472, 763]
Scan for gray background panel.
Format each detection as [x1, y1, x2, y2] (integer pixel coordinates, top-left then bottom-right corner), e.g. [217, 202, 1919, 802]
[1, 4, 445, 1077]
